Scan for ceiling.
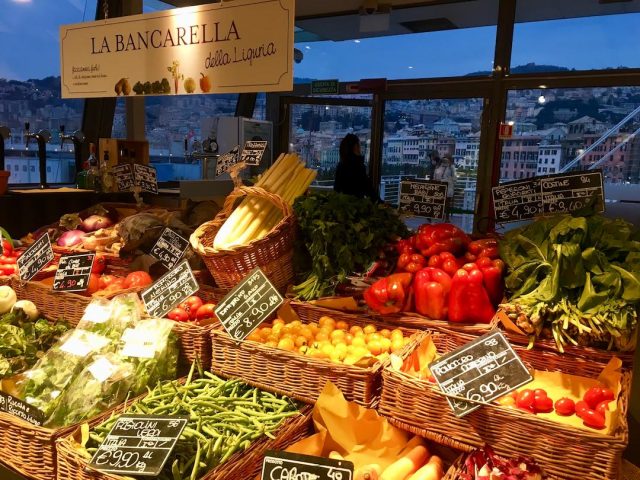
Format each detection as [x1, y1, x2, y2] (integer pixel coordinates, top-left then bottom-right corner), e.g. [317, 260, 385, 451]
[158, 0, 640, 42]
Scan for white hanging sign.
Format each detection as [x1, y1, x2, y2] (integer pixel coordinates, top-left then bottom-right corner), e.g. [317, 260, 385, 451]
[60, 0, 295, 98]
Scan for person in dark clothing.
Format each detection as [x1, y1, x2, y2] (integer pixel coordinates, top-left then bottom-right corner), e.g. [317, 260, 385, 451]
[333, 134, 378, 200]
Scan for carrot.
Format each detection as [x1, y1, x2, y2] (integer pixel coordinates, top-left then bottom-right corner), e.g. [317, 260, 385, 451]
[407, 455, 444, 480]
[380, 445, 430, 480]
[354, 464, 382, 480]
[399, 436, 427, 457]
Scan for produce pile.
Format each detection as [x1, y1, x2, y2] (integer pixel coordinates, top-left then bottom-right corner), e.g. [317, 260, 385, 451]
[246, 314, 413, 365]
[459, 446, 543, 480]
[166, 294, 217, 323]
[81, 369, 301, 480]
[0, 237, 18, 277]
[293, 191, 408, 300]
[15, 294, 177, 427]
[365, 224, 503, 324]
[500, 214, 640, 351]
[0, 286, 69, 378]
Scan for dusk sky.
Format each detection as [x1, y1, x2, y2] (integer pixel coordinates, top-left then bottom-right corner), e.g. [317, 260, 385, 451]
[1, 0, 639, 82]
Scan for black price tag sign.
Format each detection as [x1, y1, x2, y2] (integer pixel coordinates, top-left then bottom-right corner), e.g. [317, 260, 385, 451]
[398, 178, 448, 220]
[17, 232, 54, 281]
[89, 414, 188, 476]
[149, 228, 190, 270]
[112, 164, 134, 192]
[141, 260, 199, 318]
[492, 170, 604, 223]
[428, 330, 532, 418]
[215, 146, 240, 176]
[0, 392, 46, 426]
[133, 164, 158, 195]
[262, 451, 354, 480]
[215, 267, 283, 342]
[241, 140, 268, 166]
[53, 253, 95, 292]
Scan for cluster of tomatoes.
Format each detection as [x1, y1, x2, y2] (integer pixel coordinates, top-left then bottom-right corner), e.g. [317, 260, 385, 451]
[0, 240, 18, 276]
[81, 255, 153, 295]
[167, 295, 216, 323]
[499, 385, 615, 430]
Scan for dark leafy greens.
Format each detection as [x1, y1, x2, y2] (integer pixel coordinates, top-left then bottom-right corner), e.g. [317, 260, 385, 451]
[500, 214, 640, 351]
[293, 192, 408, 300]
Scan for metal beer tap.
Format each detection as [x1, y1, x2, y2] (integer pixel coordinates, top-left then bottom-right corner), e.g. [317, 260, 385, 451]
[59, 124, 86, 174]
[24, 122, 52, 189]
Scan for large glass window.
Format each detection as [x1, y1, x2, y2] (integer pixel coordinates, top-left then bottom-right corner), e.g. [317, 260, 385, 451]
[288, 103, 372, 188]
[512, 4, 640, 72]
[382, 98, 484, 233]
[2, 1, 96, 184]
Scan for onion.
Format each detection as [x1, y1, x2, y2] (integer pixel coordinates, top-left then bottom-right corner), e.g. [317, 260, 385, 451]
[57, 229, 85, 247]
[82, 215, 113, 232]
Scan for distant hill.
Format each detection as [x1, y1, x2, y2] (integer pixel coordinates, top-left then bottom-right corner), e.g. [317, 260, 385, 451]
[466, 63, 571, 76]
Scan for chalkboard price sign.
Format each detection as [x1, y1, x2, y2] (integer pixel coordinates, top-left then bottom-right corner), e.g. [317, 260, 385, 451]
[0, 392, 45, 426]
[492, 170, 604, 223]
[112, 164, 134, 192]
[17, 232, 54, 281]
[262, 451, 354, 480]
[141, 260, 199, 318]
[215, 267, 283, 342]
[428, 330, 532, 417]
[53, 253, 95, 292]
[241, 140, 268, 166]
[149, 228, 190, 270]
[398, 178, 448, 220]
[89, 414, 188, 476]
[133, 164, 158, 194]
[216, 146, 240, 176]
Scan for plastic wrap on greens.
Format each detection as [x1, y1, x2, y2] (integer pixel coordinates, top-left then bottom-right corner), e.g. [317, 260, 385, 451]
[76, 293, 142, 339]
[47, 319, 177, 427]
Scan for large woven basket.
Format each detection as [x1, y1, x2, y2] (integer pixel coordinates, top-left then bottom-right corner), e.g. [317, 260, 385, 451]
[379, 333, 630, 480]
[56, 405, 313, 480]
[368, 311, 495, 336]
[190, 185, 296, 293]
[210, 301, 423, 408]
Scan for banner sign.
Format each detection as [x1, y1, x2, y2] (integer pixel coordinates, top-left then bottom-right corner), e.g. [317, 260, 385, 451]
[60, 0, 295, 98]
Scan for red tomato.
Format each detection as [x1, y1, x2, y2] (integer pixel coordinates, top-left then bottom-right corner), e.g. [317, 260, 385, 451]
[534, 396, 553, 413]
[439, 252, 456, 261]
[167, 307, 190, 322]
[108, 278, 127, 291]
[534, 389, 548, 399]
[599, 387, 615, 402]
[179, 296, 204, 319]
[1, 240, 13, 257]
[596, 400, 611, 416]
[582, 409, 606, 430]
[0, 255, 14, 265]
[0, 264, 17, 276]
[516, 389, 535, 410]
[196, 303, 216, 320]
[575, 400, 590, 418]
[583, 386, 606, 409]
[554, 397, 576, 416]
[124, 271, 153, 289]
[99, 274, 118, 290]
[92, 253, 107, 274]
[86, 273, 101, 294]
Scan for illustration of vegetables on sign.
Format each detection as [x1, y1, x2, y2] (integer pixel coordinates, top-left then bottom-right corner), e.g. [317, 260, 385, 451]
[132, 79, 170, 95]
[114, 78, 131, 96]
[200, 73, 211, 93]
[184, 77, 196, 93]
[168, 60, 184, 94]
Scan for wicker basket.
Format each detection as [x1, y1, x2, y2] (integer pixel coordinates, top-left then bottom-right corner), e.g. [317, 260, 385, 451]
[368, 311, 495, 336]
[55, 405, 313, 480]
[210, 301, 423, 408]
[379, 333, 630, 480]
[190, 185, 296, 293]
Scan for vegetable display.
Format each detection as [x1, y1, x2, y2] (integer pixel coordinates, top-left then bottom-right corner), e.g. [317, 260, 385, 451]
[246, 314, 413, 365]
[167, 294, 217, 323]
[0, 238, 18, 277]
[293, 192, 408, 300]
[81, 368, 301, 480]
[212, 154, 316, 250]
[0, 296, 69, 379]
[460, 446, 543, 480]
[500, 214, 640, 351]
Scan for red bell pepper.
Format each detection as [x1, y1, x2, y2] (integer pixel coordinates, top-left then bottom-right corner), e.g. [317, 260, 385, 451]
[414, 267, 452, 320]
[426, 252, 459, 277]
[475, 257, 505, 307]
[414, 224, 470, 257]
[448, 267, 495, 323]
[397, 253, 426, 273]
[364, 272, 413, 315]
[396, 238, 416, 255]
[468, 238, 500, 259]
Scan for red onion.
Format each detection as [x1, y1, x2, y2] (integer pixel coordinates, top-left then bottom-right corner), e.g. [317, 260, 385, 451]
[57, 230, 85, 247]
[82, 215, 113, 232]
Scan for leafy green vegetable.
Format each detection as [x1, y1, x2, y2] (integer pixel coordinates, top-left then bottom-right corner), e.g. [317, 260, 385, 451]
[292, 192, 408, 300]
[500, 214, 640, 351]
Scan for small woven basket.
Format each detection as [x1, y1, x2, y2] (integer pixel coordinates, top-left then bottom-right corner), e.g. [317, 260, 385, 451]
[55, 404, 313, 480]
[379, 332, 630, 480]
[190, 185, 296, 293]
[210, 301, 423, 408]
